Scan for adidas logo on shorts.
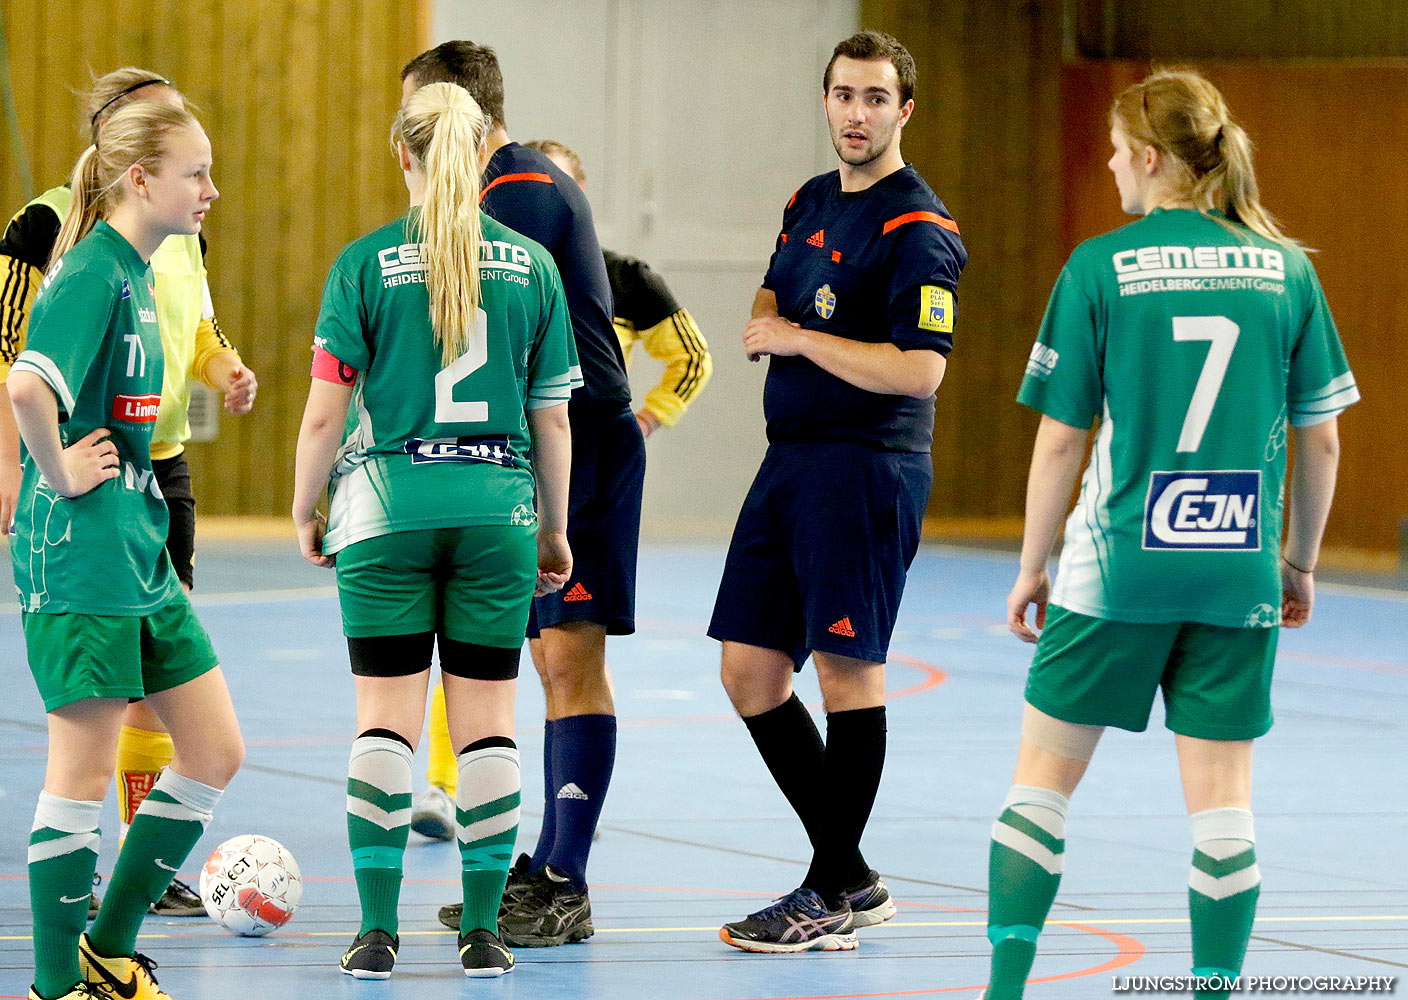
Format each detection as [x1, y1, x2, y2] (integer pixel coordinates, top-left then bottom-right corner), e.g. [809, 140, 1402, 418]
[828, 617, 857, 637]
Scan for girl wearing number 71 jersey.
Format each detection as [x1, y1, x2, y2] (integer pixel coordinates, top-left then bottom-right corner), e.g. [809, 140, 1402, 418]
[978, 69, 1358, 999]
[291, 82, 578, 982]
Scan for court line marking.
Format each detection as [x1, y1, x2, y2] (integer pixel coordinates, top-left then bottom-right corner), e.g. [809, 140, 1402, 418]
[1251, 932, 1408, 970]
[0, 913, 1400, 944]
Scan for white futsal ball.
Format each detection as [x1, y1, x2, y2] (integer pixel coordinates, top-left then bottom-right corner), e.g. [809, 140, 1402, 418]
[199, 834, 302, 936]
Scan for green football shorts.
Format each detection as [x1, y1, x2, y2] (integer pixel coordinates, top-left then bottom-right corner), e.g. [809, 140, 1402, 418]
[335, 525, 536, 648]
[1024, 604, 1278, 741]
[23, 591, 220, 712]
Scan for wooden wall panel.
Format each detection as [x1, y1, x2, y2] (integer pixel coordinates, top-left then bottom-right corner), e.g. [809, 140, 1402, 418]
[0, 1, 427, 514]
[1062, 62, 1408, 553]
[1069, 0, 1408, 59]
[861, 0, 1065, 521]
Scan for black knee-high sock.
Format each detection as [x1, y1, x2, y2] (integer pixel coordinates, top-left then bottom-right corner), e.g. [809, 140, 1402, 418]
[741, 694, 828, 852]
[803, 706, 886, 901]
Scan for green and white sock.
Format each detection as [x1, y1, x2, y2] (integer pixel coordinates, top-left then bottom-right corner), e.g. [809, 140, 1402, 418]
[1189, 807, 1260, 999]
[89, 769, 220, 959]
[346, 734, 413, 937]
[29, 792, 101, 999]
[456, 738, 520, 934]
[985, 785, 1069, 1000]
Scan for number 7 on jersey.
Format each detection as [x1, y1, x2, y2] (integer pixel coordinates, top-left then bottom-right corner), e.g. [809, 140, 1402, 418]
[1172, 315, 1239, 453]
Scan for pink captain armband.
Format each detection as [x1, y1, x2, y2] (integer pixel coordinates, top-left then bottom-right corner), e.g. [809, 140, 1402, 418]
[310, 345, 359, 386]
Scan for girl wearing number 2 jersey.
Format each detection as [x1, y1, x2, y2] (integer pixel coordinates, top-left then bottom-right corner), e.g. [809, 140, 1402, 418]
[977, 70, 1357, 999]
[291, 83, 578, 981]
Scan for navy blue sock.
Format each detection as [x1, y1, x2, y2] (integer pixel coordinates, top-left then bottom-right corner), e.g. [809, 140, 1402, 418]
[527, 720, 561, 871]
[543, 713, 616, 889]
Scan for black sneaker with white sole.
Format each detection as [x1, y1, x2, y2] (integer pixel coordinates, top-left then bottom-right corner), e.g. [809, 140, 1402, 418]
[719, 887, 857, 953]
[843, 869, 897, 927]
[437, 852, 539, 931]
[498, 867, 593, 947]
[458, 928, 515, 977]
[340, 929, 398, 980]
[150, 877, 204, 916]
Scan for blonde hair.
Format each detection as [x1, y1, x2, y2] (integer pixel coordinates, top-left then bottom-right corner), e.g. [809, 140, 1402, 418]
[83, 67, 184, 142]
[51, 102, 202, 267]
[392, 82, 490, 367]
[1112, 68, 1295, 246]
[524, 139, 584, 184]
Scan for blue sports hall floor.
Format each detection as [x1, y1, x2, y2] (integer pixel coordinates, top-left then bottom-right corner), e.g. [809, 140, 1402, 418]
[0, 539, 1403, 999]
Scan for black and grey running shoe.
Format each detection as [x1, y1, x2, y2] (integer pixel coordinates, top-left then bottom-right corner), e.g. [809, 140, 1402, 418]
[498, 867, 593, 947]
[458, 928, 516, 977]
[718, 887, 857, 953]
[843, 869, 897, 927]
[339, 929, 398, 980]
[438, 852, 539, 931]
[150, 877, 204, 917]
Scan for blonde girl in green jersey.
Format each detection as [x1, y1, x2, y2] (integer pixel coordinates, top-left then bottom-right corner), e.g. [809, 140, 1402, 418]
[979, 70, 1355, 999]
[1, 66, 259, 919]
[292, 82, 575, 981]
[9, 102, 244, 1000]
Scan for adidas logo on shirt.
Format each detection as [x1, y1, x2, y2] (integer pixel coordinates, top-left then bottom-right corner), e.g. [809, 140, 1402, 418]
[806, 229, 825, 247]
[557, 783, 589, 801]
[828, 617, 857, 637]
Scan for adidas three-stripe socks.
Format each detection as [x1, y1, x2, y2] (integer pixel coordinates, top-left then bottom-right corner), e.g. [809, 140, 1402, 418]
[29, 792, 102, 999]
[347, 734, 413, 937]
[985, 784, 1069, 1000]
[544, 714, 615, 888]
[457, 739, 521, 933]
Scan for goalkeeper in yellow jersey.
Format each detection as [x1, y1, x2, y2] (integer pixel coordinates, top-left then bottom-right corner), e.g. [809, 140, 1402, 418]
[412, 140, 711, 849]
[0, 68, 257, 918]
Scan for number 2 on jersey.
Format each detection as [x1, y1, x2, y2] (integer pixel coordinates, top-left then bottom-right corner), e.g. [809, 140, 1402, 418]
[434, 307, 489, 423]
[1172, 315, 1239, 452]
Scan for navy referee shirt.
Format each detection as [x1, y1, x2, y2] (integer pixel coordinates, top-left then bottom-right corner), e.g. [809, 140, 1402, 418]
[481, 143, 631, 409]
[761, 164, 966, 452]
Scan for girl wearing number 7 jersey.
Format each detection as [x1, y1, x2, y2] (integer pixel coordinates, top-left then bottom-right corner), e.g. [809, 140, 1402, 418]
[291, 82, 578, 981]
[978, 69, 1357, 999]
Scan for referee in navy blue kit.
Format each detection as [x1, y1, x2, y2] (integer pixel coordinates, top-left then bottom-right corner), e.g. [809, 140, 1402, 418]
[709, 30, 967, 954]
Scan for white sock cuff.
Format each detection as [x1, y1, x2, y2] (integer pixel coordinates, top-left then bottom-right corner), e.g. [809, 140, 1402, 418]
[350, 735, 414, 767]
[33, 791, 102, 834]
[155, 770, 223, 821]
[1189, 807, 1254, 847]
[1002, 784, 1070, 819]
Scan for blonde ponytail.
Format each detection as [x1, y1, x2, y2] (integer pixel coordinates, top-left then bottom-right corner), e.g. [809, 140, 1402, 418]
[49, 102, 202, 268]
[1112, 68, 1298, 247]
[51, 145, 104, 267]
[393, 82, 489, 367]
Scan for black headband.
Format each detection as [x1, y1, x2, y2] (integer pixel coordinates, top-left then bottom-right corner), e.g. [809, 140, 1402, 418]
[89, 78, 173, 139]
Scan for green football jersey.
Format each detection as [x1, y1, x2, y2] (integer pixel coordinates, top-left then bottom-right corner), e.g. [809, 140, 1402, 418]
[314, 211, 581, 554]
[1019, 208, 1358, 628]
[9, 221, 179, 615]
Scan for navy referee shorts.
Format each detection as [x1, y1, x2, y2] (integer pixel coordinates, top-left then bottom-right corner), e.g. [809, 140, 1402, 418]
[707, 440, 931, 669]
[529, 402, 645, 637]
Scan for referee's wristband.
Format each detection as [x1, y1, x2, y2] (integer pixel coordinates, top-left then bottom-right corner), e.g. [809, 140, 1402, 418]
[1282, 555, 1314, 574]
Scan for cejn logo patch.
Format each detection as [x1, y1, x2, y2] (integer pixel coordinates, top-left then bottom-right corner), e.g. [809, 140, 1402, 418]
[1143, 470, 1260, 551]
[404, 435, 513, 466]
[112, 394, 161, 422]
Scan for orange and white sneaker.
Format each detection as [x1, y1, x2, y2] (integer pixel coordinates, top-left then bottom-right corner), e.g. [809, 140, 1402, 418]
[78, 933, 171, 999]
